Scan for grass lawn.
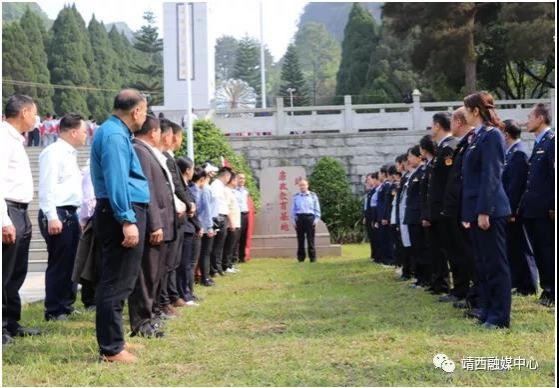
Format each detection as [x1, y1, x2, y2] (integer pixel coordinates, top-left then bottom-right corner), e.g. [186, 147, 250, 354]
[1, 244, 555, 386]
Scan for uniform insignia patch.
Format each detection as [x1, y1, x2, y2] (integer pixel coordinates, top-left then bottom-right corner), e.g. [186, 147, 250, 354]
[445, 158, 453, 166]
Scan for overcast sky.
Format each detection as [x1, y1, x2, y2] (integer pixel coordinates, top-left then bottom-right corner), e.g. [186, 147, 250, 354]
[27, 0, 311, 60]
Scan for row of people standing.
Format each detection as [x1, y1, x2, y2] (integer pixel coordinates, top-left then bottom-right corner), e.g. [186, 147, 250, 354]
[364, 94, 555, 329]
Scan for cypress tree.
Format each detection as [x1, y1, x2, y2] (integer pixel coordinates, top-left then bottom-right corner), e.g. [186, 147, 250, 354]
[19, 7, 54, 114]
[2, 22, 35, 108]
[279, 44, 310, 107]
[47, 5, 91, 115]
[232, 37, 261, 94]
[334, 3, 379, 104]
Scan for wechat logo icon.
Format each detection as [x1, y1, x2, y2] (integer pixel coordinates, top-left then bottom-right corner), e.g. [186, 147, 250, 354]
[433, 353, 456, 373]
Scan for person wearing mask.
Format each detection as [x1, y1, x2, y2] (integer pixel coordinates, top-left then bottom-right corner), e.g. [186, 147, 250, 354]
[462, 91, 511, 329]
[519, 103, 555, 307]
[38, 113, 87, 321]
[90, 89, 150, 362]
[2, 94, 41, 345]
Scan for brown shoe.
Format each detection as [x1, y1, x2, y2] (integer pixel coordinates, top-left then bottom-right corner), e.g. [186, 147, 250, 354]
[162, 305, 178, 317]
[100, 350, 137, 364]
[172, 298, 187, 308]
[124, 342, 145, 353]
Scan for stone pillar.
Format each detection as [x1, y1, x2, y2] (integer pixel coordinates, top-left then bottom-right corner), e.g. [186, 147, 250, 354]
[344, 95, 354, 133]
[412, 89, 422, 131]
[276, 97, 285, 136]
[550, 88, 555, 127]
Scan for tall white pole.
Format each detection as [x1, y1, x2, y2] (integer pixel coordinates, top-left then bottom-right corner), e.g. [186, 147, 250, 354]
[184, 3, 194, 160]
[259, 1, 267, 108]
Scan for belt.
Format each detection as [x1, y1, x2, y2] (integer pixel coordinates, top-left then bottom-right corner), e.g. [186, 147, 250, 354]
[6, 200, 28, 209]
[97, 198, 148, 209]
[296, 213, 314, 216]
[57, 205, 78, 212]
[241, 212, 249, 215]
[219, 214, 228, 217]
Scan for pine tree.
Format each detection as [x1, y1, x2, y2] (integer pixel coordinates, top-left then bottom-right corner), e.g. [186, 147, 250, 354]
[232, 37, 261, 94]
[335, 3, 379, 104]
[88, 15, 119, 121]
[47, 5, 91, 115]
[2, 22, 35, 108]
[19, 7, 54, 114]
[279, 44, 309, 107]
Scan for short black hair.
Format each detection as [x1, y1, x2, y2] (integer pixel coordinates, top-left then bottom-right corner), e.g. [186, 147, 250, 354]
[408, 145, 421, 157]
[113, 89, 146, 111]
[4, 94, 35, 119]
[177, 157, 194, 174]
[533, 103, 551, 125]
[380, 165, 389, 175]
[191, 166, 208, 183]
[88, 115, 94, 120]
[388, 165, 399, 176]
[370, 172, 379, 180]
[503, 119, 522, 140]
[160, 118, 173, 134]
[395, 154, 407, 164]
[217, 166, 232, 178]
[433, 112, 451, 132]
[170, 121, 182, 134]
[419, 135, 436, 156]
[227, 171, 237, 184]
[59, 113, 84, 133]
[136, 114, 160, 136]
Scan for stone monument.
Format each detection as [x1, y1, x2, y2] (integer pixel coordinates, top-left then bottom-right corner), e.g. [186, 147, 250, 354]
[250, 166, 342, 258]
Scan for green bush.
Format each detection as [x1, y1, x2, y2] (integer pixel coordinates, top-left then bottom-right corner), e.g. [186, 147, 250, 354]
[177, 119, 260, 209]
[308, 156, 365, 244]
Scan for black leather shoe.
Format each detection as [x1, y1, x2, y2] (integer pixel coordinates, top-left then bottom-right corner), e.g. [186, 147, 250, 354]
[45, 314, 69, 321]
[464, 308, 482, 320]
[438, 294, 461, 303]
[482, 322, 505, 330]
[538, 297, 555, 308]
[453, 300, 470, 309]
[131, 324, 165, 338]
[9, 326, 42, 337]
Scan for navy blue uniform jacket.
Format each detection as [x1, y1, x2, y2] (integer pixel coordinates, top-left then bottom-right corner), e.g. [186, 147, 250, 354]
[502, 141, 529, 217]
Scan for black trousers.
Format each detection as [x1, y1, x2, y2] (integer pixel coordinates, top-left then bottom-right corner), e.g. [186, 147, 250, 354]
[177, 233, 195, 301]
[408, 224, 430, 286]
[81, 280, 96, 308]
[365, 217, 375, 260]
[523, 217, 555, 299]
[128, 240, 167, 333]
[401, 246, 413, 279]
[223, 228, 240, 270]
[235, 212, 249, 263]
[296, 214, 316, 261]
[210, 217, 229, 274]
[426, 221, 450, 291]
[390, 224, 404, 267]
[470, 217, 511, 327]
[375, 223, 394, 264]
[442, 216, 473, 299]
[94, 201, 147, 356]
[39, 208, 80, 317]
[199, 234, 214, 283]
[2, 203, 32, 332]
[160, 223, 183, 306]
[506, 219, 538, 294]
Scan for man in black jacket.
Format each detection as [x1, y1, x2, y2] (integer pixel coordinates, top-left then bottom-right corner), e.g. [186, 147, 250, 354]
[363, 173, 379, 262]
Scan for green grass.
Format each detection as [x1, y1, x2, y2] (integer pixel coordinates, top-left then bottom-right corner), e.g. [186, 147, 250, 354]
[2, 244, 555, 386]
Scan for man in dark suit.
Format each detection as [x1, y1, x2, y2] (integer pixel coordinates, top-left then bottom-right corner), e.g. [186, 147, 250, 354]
[363, 172, 378, 262]
[502, 120, 538, 296]
[519, 104, 555, 307]
[375, 165, 395, 265]
[128, 115, 175, 338]
[418, 135, 436, 289]
[426, 113, 458, 295]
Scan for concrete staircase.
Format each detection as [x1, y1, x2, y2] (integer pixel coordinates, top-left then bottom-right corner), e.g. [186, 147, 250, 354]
[24, 146, 91, 272]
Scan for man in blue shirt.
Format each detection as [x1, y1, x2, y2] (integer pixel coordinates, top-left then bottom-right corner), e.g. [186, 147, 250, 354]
[291, 180, 321, 262]
[90, 89, 150, 363]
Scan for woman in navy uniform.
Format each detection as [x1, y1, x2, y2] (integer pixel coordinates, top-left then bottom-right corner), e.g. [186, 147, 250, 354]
[461, 92, 512, 329]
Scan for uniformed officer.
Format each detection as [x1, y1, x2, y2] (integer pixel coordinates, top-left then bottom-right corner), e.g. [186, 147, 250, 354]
[291, 180, 321, 262]
[443, 107, 478, 313]
[363, 172, 379, 262]
[375, 165, 395, 265]
[426, 112, 458, 296]
[502, 119, 538, 296]
[519, 103, 555, 307]
[391, 156, 408, 271]
[462, 92, 511, 329]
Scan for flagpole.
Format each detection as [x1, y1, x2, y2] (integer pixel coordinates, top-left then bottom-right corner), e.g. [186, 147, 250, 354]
[184, 2, 194, 160]
[259, 0, 266, 108]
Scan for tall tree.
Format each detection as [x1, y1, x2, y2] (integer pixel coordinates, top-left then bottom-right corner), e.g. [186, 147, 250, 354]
[232, 37, 261, 95]
[88, 15, 120, 121]
[279, 44, 309, 107]
[215, 35, 239, 84]
[130, 11, 163, 106]
[18, 8, 54, 113]
[47, 5, 91, 115]
[335, 3, 379, 104]
[2, 22, 35, 108]
[294, 22, 341, 105]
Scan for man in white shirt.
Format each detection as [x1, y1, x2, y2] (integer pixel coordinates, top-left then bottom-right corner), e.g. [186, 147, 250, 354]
[233, 173, 250, 264]
[1, 94, 41, 345]
[38, 113, 87, 321]
[209, 167, 232, 277]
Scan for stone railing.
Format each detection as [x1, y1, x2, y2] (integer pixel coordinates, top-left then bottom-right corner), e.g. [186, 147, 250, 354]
[212, 89, 555, 136]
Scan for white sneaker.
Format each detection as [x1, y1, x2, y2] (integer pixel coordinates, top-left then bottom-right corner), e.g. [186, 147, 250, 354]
[225, 268, 236, 274]
[185, 301, 199, 307]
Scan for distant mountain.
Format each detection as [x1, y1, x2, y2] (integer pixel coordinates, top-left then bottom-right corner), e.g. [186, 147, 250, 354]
[297, 2, 383, 42]
[105, 22, 135, 42]
[2, 1, 52, 28]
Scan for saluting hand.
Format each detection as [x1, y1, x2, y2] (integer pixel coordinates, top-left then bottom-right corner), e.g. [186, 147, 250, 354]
[478, 214, 490, 231]
[122, 222, 139, 248]
[2, 225, 16, 245]
[48, 219, 63, 235]
[149, 228, 164, 246]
